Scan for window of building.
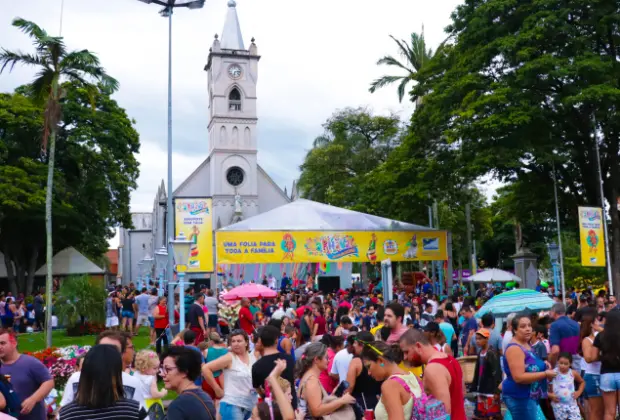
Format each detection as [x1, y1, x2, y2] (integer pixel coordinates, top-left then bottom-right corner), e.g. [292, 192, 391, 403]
[229, 88, 242, 111]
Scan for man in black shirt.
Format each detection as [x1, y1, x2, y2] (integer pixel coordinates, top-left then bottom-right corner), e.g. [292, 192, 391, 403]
[187, 293, 206, 345]
[252, 325, 298, 409]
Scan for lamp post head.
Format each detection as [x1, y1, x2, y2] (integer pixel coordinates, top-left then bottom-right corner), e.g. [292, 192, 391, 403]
[170, 232, 192, 271]
[155, 246, 168, 271]
[547, 242, 559, 262]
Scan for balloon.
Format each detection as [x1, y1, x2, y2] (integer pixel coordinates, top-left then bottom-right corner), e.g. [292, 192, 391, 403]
[540, 281, 549, 288]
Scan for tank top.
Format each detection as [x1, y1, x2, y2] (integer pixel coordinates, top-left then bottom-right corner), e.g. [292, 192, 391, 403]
[374, 373, 421, 420]
[583, 335, 602, 375]
[351, 356, 382, 409]
[502, 343, 547, 400]
[154, 305, 168, 329]
[428, 355, 466, 420]
[551, 368, 578, 406]
[277, 336, 296, 362]
[205, 347, 229, 378]
[222, 353, 257, 410]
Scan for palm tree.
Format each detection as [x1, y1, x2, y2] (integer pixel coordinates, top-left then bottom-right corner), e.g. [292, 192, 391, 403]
[369, 31, 433, 103]
[0, 18, 118, 347]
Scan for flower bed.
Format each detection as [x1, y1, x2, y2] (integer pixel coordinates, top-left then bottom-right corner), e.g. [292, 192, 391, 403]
[25, 345, 90, 392]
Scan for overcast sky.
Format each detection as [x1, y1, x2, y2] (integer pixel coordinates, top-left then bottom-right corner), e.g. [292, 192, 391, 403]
[1, 0, 467, 246]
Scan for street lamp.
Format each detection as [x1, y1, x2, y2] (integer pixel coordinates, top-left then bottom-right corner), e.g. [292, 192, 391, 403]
[170, 232, 192, 327]
[137, 260, 144, 290]
[155, 246, 168, 296]
[142, 254, 155, 289]
[548, 242, 560, 294]
[136, 0, 205, 329]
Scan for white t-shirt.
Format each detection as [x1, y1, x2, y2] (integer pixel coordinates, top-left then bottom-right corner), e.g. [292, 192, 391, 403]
[330, 348, 353, 383]
[426, 299, 438, 315]
[60, 371, 145, 409]
[502, 330, 514, 354]
[133, 372, 155, 400]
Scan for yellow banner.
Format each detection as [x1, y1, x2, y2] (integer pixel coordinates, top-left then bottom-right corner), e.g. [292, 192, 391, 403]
[578, 206, 606, 267]
[175, 198, 214, 273]
[216, 230, 447, 264]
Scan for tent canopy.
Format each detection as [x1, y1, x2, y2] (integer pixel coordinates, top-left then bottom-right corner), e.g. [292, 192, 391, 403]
[34, 247, 104, 276]
[218, 199, 431, 232]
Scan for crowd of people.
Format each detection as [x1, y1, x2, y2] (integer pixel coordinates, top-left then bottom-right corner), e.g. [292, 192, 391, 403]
[0, 277, 617, 420]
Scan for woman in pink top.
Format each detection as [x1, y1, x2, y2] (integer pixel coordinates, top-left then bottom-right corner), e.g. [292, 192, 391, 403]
[318, 335, 345, 393]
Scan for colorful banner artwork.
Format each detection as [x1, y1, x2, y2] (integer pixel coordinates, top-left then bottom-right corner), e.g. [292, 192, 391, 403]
[216, 230, 448, 264]
[174, 198, 214, 273]
[578, 206, 606, 267]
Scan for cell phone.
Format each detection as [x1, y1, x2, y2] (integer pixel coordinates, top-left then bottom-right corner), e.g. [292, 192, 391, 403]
[334, 380, 349, 397]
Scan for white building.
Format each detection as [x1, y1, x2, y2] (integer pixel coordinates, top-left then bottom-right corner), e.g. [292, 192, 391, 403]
[119, 1, 294, 285]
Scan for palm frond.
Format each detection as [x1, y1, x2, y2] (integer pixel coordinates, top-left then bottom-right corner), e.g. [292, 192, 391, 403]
[375, 55, 414, 73]
[389, 35, 414, 65]
[313, 135, 332, 148]
[29, 68, 56, 103]
[0, 49, 45, 73]
[369, 75, 405, 93]
[60, 50, 119, 92]
[396, 77, 411, 103]
[12, 18, 48, 43]
[12, 18, 65, 59]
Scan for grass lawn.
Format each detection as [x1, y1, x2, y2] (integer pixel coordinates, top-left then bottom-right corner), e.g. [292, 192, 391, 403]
[18, 328, 154, 353]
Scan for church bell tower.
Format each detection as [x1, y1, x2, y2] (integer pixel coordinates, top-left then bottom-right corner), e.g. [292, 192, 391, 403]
[205, 0, 260, 199]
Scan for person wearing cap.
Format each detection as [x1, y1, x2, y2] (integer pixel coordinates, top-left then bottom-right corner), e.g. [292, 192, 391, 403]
[471, 328, 502, 419]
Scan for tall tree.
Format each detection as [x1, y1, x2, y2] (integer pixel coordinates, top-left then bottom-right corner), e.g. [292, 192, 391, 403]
[369, 31, 434, 103]
[298, 107, 402, 209]
[406, 0, 620, 291]
[0, 18, 118, 346]
[0, 86, 139, 296]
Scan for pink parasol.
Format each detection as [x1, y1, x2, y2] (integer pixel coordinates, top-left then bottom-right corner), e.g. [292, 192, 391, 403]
[221, 284, 277, 301]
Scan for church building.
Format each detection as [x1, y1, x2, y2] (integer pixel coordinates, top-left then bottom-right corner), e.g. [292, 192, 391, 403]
[119, 1, 296, 285]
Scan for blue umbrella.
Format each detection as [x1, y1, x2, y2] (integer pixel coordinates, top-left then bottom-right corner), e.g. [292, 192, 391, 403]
[475, 289, 555, 318]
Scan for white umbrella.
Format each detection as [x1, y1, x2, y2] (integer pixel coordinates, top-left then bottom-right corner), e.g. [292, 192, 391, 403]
[466, 268, 521, 283]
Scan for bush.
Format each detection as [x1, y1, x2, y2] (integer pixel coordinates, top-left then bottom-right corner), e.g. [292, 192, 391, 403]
[55, 275, 107, 331]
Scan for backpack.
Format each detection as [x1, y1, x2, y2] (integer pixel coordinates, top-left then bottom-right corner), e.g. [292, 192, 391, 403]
[0, 375, 22, 418]
[390, 375, 450, 420]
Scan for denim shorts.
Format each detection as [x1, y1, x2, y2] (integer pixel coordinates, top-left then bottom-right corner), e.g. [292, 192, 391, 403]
[584, 373, 602, 398]
[600, 372, 620, 392]
[219, 401, 252, 420]
[148, 316, 155, 328]
[121, 310, 134, 319]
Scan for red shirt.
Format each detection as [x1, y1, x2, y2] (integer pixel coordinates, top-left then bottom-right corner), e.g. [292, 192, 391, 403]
[154, 305, 169, 329]
[428, 355, 466, 420]
[239, 306, 254, 335]
[296, 305, 307, 320]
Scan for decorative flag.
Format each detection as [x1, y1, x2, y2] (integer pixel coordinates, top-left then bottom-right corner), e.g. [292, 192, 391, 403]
[578, 206, 606, 267]
[337, 262, 343, 270]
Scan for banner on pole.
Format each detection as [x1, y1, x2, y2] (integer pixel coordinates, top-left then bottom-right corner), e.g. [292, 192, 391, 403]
[174, 198, 214, 273]
[216, 230, 448, 264]
[578, 206, 606, 267]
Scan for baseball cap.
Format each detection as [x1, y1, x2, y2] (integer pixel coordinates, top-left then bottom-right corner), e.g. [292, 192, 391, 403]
[423, 321, 440, 333]
[476, 328, 490, 339]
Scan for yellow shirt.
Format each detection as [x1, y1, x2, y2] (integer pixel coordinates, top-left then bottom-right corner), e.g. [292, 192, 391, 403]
[399, 362, 423, 379]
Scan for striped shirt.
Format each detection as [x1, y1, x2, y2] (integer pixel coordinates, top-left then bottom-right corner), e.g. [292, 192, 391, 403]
[59, 398, 146, 420]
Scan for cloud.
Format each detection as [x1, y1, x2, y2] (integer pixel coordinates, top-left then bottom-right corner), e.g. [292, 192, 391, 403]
[0, 0, 465, 249]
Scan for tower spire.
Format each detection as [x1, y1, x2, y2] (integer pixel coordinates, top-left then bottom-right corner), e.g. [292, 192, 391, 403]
[220, 0, 245, 50]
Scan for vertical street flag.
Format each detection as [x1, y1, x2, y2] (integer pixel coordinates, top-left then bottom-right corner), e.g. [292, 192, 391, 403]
[578, 206, 606, 267]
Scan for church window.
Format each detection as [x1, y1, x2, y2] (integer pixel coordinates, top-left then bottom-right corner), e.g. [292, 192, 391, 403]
[226, 166, 245, 186]
[229, 88, 242, 111]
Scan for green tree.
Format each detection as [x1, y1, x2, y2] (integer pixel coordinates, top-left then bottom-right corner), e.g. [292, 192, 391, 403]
[405, 0, 620, 291]
[55, 275, 107, 329]
[369, 31, 433, 103]
[298, 107, 402, 208]
[0, 86, 138, 296]
[0, 18, 118, 346]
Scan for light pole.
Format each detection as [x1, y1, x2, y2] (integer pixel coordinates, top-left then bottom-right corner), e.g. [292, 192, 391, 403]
[142, 254, 155, 290]
[137, 260, 144, 290]
[171, 232, 192, 328]
[155, 246, 168, 296]
[136, 0, 206, 325]
[548, 242, 560, 295]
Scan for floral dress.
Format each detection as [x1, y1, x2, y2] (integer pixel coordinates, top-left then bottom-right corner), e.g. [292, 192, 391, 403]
[550, 369, 581, 420]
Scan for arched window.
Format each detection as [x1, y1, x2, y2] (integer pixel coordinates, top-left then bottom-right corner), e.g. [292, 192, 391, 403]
[229, 88, 242, 111]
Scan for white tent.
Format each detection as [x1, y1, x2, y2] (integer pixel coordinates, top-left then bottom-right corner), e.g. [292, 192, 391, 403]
[219, 199, 432, 231]
[466, 268, 521, 283]
[34, 247, 104, 276]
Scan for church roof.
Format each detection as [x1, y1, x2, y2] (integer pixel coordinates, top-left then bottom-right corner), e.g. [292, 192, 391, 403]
[220, 0, 245, 50]
[218, 199, 433, 232]
[34, 247, 105, 276]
